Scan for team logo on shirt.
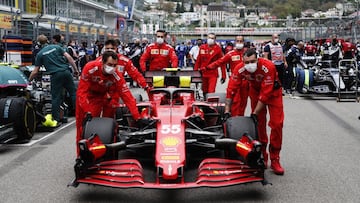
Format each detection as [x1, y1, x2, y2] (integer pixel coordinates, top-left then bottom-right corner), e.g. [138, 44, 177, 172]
[91, 76, 101, 82]
[200, 50, 208, 54]
[244, 74, 254, 81]
[255, 74, 264, 82]
[264, 76, 273, 85]
[261, 65, 269, 73]
[151, 49, 159, 54]
[160, 49, 169, 55]
[118, 65, 125, 72]
[103, 80, 114, 87]
[231, 55, 241, 61]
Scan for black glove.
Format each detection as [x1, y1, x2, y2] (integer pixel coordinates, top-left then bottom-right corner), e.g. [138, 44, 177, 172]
[220, 78, 226, 84]
[223, 112, 231, 122]
[250, 113, 258, 125]
[137, 117, 153, 128]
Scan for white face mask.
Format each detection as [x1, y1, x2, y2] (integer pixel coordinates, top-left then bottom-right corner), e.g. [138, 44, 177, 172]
[207, 38, 215, 45]
[156, 37, 164, 44]
[235, 43, 244, 50]
[244, 63, 257, 73]
[104, 65, 115, 74]
[274, 38, 279, 43]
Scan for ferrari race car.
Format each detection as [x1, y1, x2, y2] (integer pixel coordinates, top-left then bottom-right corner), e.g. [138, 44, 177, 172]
[294, 58, 359, 101]
[69, 69, 266, 189]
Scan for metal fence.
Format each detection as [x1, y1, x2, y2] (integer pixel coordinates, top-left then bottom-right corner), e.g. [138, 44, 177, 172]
[281, 17, 360, 42]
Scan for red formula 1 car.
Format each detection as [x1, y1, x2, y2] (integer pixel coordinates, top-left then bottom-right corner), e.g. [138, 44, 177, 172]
[69, 70, 266, 189]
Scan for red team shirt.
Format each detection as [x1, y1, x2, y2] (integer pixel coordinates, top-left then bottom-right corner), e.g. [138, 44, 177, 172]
[140, 43, 178, 72]
[97, 54, 147, 88]
[194, 43, 226, 78]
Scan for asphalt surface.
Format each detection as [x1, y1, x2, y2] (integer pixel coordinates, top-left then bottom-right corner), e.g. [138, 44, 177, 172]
[0, 78, 360, 202]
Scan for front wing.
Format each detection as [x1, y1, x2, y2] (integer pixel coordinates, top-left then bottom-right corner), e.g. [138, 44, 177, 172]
[72, 158, 264, 189]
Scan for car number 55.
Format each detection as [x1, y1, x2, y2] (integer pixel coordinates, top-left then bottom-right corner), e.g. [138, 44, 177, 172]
[161, 124, 181, 134]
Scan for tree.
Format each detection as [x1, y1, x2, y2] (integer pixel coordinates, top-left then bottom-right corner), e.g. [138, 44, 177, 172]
[163, 2, 175, 15]
[176, 2, 180, 13]
[190, 3, 194, 12]
[180, 2, 185, 13]
[240, 8, 245, 18]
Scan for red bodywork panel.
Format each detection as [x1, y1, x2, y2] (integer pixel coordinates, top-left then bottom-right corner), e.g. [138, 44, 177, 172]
[155, 105, 187, 180]
[76, 158, 263, 189]
[73, 79, 265, 189]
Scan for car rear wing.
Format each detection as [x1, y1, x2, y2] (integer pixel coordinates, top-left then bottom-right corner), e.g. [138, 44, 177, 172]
[144, 69, 202, 88]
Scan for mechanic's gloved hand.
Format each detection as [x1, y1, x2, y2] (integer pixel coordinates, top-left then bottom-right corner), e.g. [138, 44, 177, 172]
[250, 113, 258, 125]
[220, 78, 226, 84]
[137, 117, 153, 128]
[144, 85, 153, 94]
[223, 112, 231, 122]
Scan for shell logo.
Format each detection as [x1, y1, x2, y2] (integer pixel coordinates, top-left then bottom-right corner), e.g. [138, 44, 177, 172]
[161, 136, 180, 147]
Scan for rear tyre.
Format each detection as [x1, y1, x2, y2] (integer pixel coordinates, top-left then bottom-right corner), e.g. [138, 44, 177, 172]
[224, 116, 258, 159]
[0, 97, 36, 141]
[83, 117, 118, 160]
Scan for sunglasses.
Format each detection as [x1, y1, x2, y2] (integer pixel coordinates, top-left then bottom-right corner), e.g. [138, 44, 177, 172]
[156, 36, 165, 38]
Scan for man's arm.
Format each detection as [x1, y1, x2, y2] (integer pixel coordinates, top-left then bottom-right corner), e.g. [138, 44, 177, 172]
[263, 45, 270, 59]
[252, 100, 266, 115]
[169, 47, 179, 68]
[217, 50, 226, 80]
[29, 66, 40, 81]
[224, 64, 243, 113]
[76, 65, 94, 111]
[208, 53, 230, 69]
[118, 81, 141, 120]
[125, 59, 147, 88]
[189, 47, 196, 64]
[64, 52, 79, 74]
[139, 48, 150, 72]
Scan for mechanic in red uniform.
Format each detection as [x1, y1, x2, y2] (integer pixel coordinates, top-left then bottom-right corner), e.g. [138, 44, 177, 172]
[208, 35, 248, 116]
[305, 40, 317, 56]
[341, 39, 356, 59]
[140, 30, 178, 72]
[225, 49, 285, 175]
[194, 33, 226, 98]
[97, 39, 151, 91]
[76, 51, 141, 155]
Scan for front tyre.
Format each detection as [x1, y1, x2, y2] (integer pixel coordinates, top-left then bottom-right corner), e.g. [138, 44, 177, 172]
[83, 117, 118, 160]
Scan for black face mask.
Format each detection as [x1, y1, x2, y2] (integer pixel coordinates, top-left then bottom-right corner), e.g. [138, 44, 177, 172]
[142, 43, 146, 46]
[332, 39, 337, 45]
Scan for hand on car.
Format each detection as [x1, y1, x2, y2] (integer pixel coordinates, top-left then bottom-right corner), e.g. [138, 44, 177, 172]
[250, 113, 258, 124]
[220, 78, 226, 84]
[223, 112, 231, 122]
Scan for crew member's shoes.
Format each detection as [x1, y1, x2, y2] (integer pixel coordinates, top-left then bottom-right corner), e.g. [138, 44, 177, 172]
[270, 159, 284, 175]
